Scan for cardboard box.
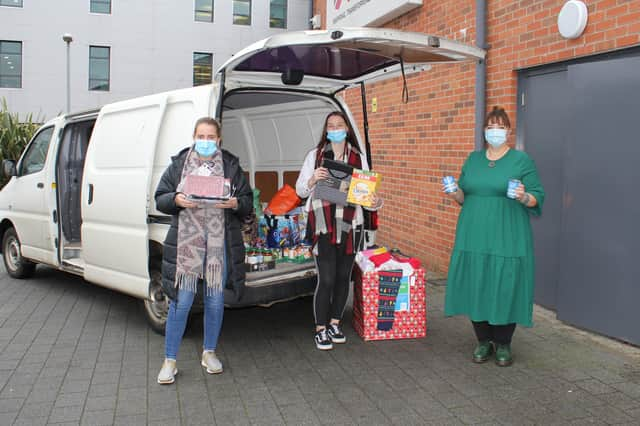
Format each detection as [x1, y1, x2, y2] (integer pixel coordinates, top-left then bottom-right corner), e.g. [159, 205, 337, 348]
[352, 267, 426, 341]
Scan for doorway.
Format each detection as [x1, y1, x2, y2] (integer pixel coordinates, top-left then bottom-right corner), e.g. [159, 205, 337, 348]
[517, 48, 640, 345]
[56, 119, 95, 261]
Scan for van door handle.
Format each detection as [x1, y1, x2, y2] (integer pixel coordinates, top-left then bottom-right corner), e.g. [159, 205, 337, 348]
[88, 184, 94, 205]
[36, 182, 44, 188]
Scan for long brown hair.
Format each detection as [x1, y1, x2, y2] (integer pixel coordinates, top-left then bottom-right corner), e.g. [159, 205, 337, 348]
[315, 111, 359, 167]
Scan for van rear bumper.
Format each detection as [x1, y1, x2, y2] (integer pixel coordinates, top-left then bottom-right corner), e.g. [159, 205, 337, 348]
[224, 275, 317, 308]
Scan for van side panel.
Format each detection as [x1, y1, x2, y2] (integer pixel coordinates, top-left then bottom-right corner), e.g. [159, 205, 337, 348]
[81, 102, 165, 299]
[149, 101, 203, 217]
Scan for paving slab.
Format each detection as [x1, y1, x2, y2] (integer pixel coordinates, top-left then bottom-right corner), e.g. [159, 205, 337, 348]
[0, 264, 638, 425]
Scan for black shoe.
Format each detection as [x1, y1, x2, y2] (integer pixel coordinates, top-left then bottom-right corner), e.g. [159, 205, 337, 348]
[327, 323, 346, 344]
[315, 329, 333, 350]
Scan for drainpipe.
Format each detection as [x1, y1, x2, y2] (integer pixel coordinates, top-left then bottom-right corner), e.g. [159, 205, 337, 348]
[475, 0, 488, 151]
[309, 0, 315, 29]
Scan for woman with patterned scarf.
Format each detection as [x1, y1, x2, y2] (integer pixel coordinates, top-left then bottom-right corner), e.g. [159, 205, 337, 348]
[155, 117, 252, 384]
[296, 112, 383, 350]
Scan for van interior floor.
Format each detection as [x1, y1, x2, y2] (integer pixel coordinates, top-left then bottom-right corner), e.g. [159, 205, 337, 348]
[245, 261, 315, 287]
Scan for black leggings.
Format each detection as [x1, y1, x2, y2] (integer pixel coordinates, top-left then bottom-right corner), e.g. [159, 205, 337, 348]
[472, 321, 516, 345]
[313, 233, 357, 327]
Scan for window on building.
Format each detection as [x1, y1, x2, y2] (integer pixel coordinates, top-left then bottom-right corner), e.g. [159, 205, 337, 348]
[89, 46, 110, 91]
[195, 0, 213, 22]
[20, 127, 54, 176]
[270, 0, 287, 29]
[233, 0, 251, 25]
[90, 0, 111, 14]
[0, 0, 23, 7]
[0, 41, 22, 88]
[193, 52, 213, 86]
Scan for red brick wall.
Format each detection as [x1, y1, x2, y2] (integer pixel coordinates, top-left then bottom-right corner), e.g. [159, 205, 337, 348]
[313, 0, 640, 275]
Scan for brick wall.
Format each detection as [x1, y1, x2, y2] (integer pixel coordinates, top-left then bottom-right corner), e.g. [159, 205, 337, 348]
[314, 0, 640, 275]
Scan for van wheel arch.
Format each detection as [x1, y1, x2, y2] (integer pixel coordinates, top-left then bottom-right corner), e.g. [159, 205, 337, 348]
[142, 241, 168, 335]
[0, 219, 14, 254]
[2, 226, 36, 279]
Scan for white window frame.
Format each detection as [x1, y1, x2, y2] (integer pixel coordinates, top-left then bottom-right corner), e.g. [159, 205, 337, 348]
[0, 40, 23, 89]
[88, 45, 111, 91]
[89, 0, 112, 15]
[194, 0, 214, 23]
[232, 0, 251, 26]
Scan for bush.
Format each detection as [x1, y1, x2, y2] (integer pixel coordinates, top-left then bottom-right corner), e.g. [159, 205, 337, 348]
[0, 98, 41, 187]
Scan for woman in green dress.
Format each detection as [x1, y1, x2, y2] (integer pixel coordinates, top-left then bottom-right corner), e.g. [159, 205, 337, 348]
[443, 106, 545, 366]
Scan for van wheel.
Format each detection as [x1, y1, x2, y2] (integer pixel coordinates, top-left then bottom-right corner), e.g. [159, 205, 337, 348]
[2, 228, 36, 279]
[143, 268, 169, 335]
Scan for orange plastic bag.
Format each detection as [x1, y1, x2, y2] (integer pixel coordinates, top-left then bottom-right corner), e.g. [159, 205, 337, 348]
[265, 184, 301, 215]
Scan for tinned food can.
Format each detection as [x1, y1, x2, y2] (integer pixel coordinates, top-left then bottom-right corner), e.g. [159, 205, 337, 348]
[507, 179, 521, 199]
[442, 176, 458, 193]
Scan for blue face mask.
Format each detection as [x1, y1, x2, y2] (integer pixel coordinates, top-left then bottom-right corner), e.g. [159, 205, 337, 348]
[194, 139, 218, 157]
[484, 128, 508, 148]
[327, 129, 347, 143]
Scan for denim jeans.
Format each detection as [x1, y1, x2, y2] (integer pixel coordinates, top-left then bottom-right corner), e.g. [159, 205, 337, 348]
[165, 255, 227, 360]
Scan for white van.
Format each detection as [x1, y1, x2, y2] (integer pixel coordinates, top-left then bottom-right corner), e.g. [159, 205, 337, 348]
[0, 28, 484, 333]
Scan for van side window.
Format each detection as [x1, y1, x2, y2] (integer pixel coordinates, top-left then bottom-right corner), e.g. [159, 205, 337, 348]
[20, 127, 54, 176]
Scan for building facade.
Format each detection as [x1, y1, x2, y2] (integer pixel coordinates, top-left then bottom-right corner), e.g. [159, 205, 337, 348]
[0, 0, 312, 119]
[314, 0, 640, 344]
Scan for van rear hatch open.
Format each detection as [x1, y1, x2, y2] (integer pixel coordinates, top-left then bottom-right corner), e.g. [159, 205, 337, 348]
[216, 28, 486, 92]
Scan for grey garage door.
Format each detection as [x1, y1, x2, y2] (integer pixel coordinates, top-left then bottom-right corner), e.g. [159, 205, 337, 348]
[518, 51, 640, 345]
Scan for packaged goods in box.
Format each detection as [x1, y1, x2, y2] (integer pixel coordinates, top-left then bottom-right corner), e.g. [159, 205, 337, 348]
[352, 267, 426, 341]
[258, 211, 307, 248]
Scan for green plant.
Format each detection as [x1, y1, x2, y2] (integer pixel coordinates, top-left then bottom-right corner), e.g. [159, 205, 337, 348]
[0, 98, 41, 187]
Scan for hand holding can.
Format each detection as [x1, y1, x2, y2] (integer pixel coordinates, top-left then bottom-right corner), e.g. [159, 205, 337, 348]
[442, 176, 458, 193]
[507, 179, 521, 199]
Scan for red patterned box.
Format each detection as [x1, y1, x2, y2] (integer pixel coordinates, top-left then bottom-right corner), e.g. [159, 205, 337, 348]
[352, 267, 426, 341]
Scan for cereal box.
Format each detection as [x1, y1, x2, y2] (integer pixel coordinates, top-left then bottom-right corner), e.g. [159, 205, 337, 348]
[347, 169, 380, 207]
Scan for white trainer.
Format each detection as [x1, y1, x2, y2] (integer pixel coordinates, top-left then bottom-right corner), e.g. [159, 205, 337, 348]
[201, 350, 223, 374]
[157, 359, 178, 385]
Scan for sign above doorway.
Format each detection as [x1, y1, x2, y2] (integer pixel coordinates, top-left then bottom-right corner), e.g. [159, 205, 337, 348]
[326, 0, 423, 29]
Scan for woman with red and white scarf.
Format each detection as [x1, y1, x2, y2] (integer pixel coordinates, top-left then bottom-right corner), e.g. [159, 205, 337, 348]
[296, 112, 382, 350]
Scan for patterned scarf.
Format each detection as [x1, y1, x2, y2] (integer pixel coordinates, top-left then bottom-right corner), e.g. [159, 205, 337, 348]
[308, 144, 362, 255]
[175, 149, 225, 296]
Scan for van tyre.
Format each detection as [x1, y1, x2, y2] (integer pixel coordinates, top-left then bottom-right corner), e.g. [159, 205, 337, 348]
[143, 268, 168, 335]
[2, 228, 36, 279]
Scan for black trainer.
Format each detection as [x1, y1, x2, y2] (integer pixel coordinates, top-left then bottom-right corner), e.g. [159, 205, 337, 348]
[315, 328, 333, 350]
[327, 323, 346, 344]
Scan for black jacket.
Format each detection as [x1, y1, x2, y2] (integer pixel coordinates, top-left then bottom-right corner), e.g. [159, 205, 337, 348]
[154, 147, 253, 302]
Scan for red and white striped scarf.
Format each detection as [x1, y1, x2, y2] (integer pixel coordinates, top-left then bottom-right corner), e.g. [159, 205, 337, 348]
[308, 145, 362, 255]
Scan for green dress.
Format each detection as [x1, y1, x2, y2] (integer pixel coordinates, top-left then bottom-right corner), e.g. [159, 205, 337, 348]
[444, 149, 545, 327]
